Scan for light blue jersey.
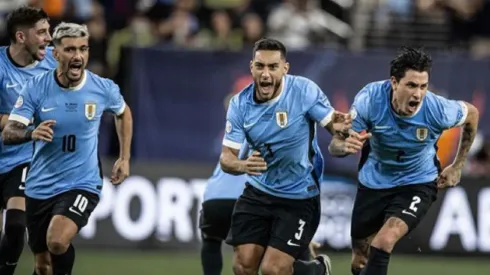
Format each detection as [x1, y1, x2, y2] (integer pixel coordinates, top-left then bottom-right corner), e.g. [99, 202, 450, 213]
[0, 46, 57, 174]
[203, 142, 249, 201]
[350, 80, 467, 189]
[9, 70, 126, 199]
[223, 75, 335, 199]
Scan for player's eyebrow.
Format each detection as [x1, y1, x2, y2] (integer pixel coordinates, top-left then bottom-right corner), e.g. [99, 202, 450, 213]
[254, 61, 279, 66]
[407, 81, 428, 86]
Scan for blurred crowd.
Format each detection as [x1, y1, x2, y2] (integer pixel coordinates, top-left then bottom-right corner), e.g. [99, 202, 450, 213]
[0, 0, 489, 78]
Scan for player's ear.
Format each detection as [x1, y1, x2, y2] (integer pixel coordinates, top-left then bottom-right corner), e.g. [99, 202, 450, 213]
[249, 60, 253, 73]
[15, 31, 25, 44]
[390, 76, 398, 91]
[283, 62, 290, 75]
[53, 48, 59, 62]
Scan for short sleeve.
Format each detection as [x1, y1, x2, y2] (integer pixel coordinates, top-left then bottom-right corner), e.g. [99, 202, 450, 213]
[9, 84, 37, 126]
[222, 96, 245, 150]
[303, 81, 335, 127]
[349, 87, 371, 132]
[429, 94, 467, 131]
[105, 81, 126, 115]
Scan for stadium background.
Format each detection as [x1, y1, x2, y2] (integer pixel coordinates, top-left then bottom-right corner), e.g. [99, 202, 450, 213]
[1, 0, 490, 274]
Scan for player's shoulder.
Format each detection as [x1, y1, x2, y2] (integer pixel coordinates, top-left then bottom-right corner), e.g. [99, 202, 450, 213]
[0, 46, 9, 71]
[85, 70, 118, 90]
[424, 90, 448, 104]
[285, 74, 318, 92]
[27, 69, 53, 85]
[231, 82, 254, 108]
[361, 79, 390, 96]
[42, 47, 57, 66]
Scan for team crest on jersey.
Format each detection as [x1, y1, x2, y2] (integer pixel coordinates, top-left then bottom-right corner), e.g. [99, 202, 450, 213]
[85, 102, 97, 120]
[416, 127, 428, 141]
[275, 111, 288, 128]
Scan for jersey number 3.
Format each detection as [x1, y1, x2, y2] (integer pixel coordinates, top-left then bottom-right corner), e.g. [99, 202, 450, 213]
[62, 135, 77, 152]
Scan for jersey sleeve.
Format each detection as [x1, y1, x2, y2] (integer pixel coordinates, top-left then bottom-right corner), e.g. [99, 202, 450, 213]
[303, 80, 335, 127]
[9, 84, 37, 126]
[349, 87, 371, 132]
[429, 94, 468, 131]
[105, 81, 126, 115]
[222, 96, 245, 150]
[0, 68, 9, 114]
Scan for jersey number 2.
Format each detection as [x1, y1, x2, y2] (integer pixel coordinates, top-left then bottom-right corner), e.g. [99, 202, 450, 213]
[409, 196, 421, 212]
[62, 135, 77, 152]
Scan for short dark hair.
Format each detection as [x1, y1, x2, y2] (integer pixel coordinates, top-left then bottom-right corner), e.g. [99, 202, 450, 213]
[6, 6, 49, 43]
[390, 46, 432, 81]
[253, 38, 287, 59]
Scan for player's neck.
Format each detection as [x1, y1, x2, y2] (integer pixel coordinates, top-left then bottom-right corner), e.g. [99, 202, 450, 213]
[8, 44, 35, 67]
[56, 68, 85, 89]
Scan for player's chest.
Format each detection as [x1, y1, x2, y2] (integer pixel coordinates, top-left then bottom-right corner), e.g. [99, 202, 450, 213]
[370, 114, 436, 151]
[1, 69, 45, 98]
[243, 106, 308, 142]
[37, 92, 104, 129]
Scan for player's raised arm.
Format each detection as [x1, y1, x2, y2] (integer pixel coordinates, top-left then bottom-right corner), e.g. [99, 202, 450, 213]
[105, 82, 133, 185]
[328, 87, 372, 157]
[220, 96, 267, 175]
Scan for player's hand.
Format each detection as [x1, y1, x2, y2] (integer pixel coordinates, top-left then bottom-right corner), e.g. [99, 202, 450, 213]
[32, 120, 56, 142]
[242, 151, 267, 176]
[111, 158, 130, 185]
[308, 241, 321, 258]
[437, 164, 462, 189]
[330, 111, 352, 134]
[342, 131, 371, 154]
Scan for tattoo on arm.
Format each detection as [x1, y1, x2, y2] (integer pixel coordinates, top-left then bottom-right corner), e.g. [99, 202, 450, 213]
[451, 103, 479, 168]
[2, 121, 32, 145]
[453, 121, 477, 168]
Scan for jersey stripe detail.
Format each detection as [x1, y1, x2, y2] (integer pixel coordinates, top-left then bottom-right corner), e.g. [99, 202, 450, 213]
[455, 101, 468, 127]
[223, 139, 242, 150]
[319, 109, 334, 127]
[8, 114, 30, 126]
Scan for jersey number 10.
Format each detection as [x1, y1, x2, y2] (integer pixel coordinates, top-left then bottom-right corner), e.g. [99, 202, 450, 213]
[62, 135, 77, 152]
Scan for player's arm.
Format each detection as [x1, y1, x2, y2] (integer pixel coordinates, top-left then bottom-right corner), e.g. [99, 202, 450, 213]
[328, 88, 371, 157]
[219, 97, 266, 175]
[2, 85, 52, 145]
[106, 82, 133, 184]
[114, 105, 132, 161]
[303, 81, 351, 135]
[0, 114, 8, 130]
[452, 102, 479, 169]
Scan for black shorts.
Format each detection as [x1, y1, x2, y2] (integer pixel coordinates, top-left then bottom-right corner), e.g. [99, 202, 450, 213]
[199, 199, 237, 240]
[26, 189, 99, 254]
[227, 183, 321, 258]
[350, 182, 438, 240]
[0, 163, 29, 208]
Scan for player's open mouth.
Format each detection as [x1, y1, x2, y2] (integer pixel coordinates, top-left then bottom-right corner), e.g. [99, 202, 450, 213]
[69, 63, 83, 75]
[408, 101, 420, 112]
[259, 82, 273, 94]
[38, 45, 46, 56]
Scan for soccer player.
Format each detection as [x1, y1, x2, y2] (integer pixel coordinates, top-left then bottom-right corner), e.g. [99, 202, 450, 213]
[2, 22, 133, 275]
[0, 6, 55, 275]
[201, 141, 322, 275]
[328, 47, 479, 275]
[220, 38, 351, 275]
